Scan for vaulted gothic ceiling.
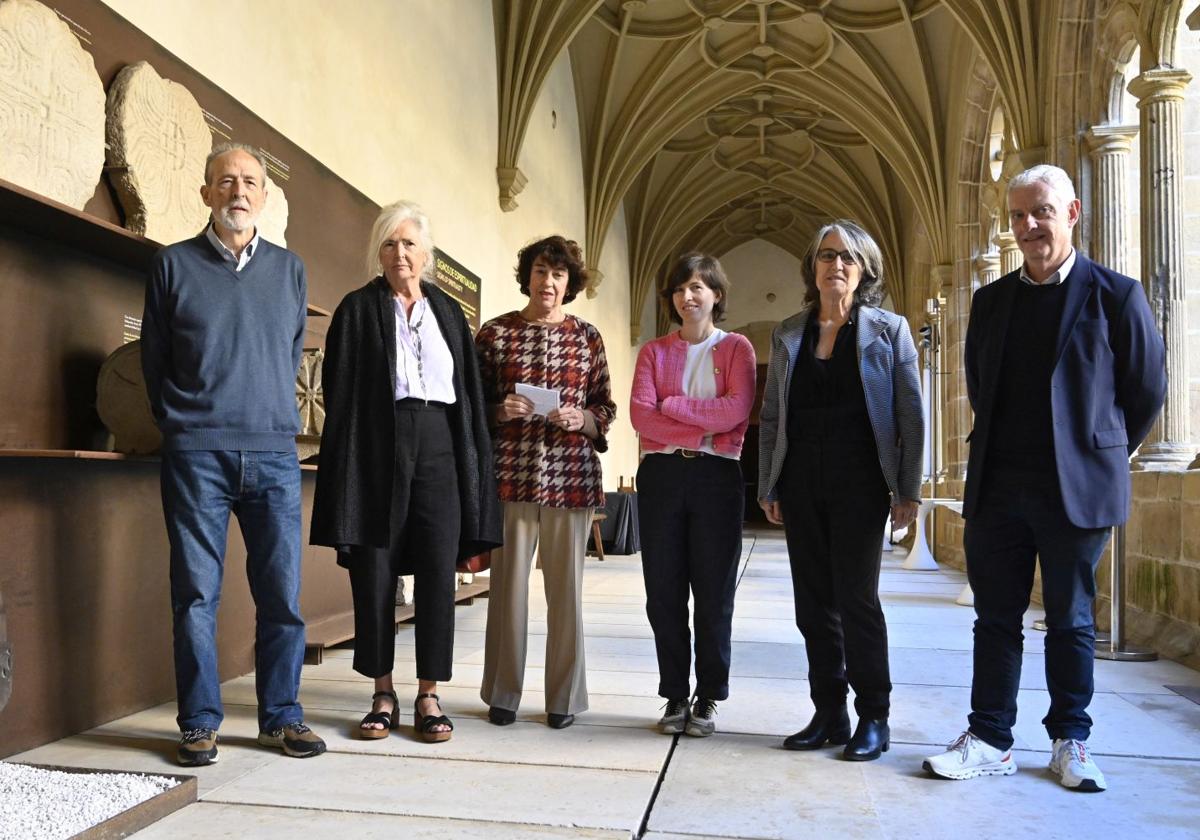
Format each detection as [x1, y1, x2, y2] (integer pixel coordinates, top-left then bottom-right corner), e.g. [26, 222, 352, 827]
[492, 0, 1179, 338]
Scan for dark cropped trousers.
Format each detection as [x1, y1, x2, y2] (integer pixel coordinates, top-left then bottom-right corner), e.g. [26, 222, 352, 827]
[347, 400, 460, 682]
[636, 452, 744, 701]
[778, 442, 892, 719]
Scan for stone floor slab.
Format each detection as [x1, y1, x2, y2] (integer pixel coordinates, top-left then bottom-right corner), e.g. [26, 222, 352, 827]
[133, 801, 630, 839]
[202, 750, 654, 833]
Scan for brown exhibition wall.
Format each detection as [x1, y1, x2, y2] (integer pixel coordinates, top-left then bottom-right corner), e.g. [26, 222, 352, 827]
[0, 459, 346, 758]
[0, 0, 375, 755]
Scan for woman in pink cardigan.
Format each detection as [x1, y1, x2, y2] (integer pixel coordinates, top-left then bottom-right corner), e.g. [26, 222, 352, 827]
[630, 252, 756, 737]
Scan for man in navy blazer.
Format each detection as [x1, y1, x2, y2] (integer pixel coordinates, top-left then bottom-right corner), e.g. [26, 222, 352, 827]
[924, 165, 1165, 791]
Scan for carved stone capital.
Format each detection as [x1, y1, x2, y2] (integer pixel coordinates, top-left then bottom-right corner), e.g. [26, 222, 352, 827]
[1000, 146, 1048, 181]
[1128, 68, 1192, 107]
[496, 166, 528, 212]
[930, 263, 953, 293]
[1084, 124, 1138, 158]
[585, 267, 603, 300]
[973, 250, 1001, 274]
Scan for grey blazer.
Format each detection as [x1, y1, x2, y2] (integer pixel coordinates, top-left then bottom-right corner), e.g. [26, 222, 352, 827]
[757, 304, 924, 504]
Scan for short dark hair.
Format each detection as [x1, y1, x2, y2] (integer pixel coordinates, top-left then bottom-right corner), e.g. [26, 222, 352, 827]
[660, 252, 730, 324]
[516, 236, 588, 304]
[799, 219, 886, 308]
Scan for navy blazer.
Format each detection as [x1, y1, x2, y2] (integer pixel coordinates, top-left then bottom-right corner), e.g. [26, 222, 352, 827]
[962, 253, 1166, 529]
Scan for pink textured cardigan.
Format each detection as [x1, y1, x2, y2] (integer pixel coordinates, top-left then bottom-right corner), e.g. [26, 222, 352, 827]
[630, 331, 757, 458]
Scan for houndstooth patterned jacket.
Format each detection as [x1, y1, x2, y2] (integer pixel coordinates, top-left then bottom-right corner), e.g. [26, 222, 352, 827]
[476, 311, 616, 509]
[758, 305, 924, 504]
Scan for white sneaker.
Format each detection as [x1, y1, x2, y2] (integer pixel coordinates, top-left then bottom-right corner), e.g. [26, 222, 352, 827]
[1049, 739, 1107, 792]
[923, 731, 1017, 780]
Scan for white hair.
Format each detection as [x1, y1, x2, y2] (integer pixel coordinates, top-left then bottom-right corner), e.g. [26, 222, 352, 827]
[1008, 164, 1077, 204]
[204, 142, 268, 185]
[366, 200, 436, 281]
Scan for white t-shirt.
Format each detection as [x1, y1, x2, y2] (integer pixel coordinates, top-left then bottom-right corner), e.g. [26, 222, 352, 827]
[668, 328, 727, 457]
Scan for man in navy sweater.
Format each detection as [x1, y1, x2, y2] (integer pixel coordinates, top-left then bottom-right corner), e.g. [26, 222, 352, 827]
[142, 142, 325, 766]
[924, 165, 1165, 791]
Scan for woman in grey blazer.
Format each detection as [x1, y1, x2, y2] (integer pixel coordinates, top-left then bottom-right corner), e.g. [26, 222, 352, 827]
[758, 219, 923, 762]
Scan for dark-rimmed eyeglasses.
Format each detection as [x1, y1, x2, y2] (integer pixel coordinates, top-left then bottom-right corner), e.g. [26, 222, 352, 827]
[816, 249, 858, 265]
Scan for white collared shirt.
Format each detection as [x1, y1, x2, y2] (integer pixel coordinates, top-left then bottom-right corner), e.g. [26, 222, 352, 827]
[393, 296, 457, 404]
[1020, 248, 1076, 286]
[205, 223, 261, 272]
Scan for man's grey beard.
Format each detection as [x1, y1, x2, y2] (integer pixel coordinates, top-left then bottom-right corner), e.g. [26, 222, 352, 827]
[215, 204, 258, 233]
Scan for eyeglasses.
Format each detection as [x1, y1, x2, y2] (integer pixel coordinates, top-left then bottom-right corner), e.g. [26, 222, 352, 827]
[816, 249, 858, 265]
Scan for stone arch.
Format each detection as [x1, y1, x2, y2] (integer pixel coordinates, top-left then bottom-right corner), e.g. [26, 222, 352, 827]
[1090, 2, 1142, 127]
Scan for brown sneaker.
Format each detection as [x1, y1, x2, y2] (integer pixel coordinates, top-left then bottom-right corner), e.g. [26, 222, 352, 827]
[257, 721, 326, 758]
[177, 728, 219, 766]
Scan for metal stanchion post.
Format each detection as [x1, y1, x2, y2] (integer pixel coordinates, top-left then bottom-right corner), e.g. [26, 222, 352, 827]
[1095, 524, 1156, 661]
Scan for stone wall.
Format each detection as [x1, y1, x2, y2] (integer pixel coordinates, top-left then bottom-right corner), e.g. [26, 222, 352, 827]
[1117, 470, 1200, 667]
[934, 469, 1200, 669]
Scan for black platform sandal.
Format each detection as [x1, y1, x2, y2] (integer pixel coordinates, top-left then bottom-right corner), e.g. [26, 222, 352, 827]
[358, 690, 400, 740]
[414, 692, 453, 743]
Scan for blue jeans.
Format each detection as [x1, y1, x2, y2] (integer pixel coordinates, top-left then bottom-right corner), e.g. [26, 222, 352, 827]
[161, 450, 305, 732]
[964, 469, 1110, 750]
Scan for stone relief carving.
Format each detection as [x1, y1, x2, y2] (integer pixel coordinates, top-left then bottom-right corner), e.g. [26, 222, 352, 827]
[95, 341, 161, 456]
[296, 347, 324, 460]
[0, 0, 106, 208]
[257, 174, 289, 247]
[105, 60, 211, 244]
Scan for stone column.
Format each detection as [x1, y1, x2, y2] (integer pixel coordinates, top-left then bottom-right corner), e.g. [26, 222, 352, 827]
[932, 264, 960, 485]
[1084, 125, 1138, 276]
[992, 230, 1022, 275]
[1128, 68, 1194, 469]
[974, 250, 1000, 288]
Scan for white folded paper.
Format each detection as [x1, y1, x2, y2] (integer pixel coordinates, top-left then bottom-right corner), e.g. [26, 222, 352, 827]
[515, 382, 560, 416]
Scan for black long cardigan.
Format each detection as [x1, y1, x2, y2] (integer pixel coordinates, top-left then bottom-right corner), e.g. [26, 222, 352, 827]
[310, 277, 503, 565]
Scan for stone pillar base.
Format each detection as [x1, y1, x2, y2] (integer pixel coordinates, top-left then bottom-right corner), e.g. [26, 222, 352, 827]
[1131, 442, 1196, 470]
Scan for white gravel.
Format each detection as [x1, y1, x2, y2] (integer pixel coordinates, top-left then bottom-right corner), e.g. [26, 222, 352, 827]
[0, 761, 179, 840]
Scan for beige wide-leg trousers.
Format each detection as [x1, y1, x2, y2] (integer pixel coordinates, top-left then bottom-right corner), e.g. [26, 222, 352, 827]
[480, 501, 592, 716]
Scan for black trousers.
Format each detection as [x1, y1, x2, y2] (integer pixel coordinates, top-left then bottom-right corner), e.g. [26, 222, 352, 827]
[636, 453, 743, 701]
[347, 401, 460, 681]
[965, 468, 1110, 750]
[778, 442, 892, 719]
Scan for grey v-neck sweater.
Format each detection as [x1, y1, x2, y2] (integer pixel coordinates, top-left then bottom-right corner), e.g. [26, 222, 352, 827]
[141, 233, 307, 451]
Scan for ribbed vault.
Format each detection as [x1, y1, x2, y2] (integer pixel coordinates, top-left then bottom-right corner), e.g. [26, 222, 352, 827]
[491, 0, 1181, 340]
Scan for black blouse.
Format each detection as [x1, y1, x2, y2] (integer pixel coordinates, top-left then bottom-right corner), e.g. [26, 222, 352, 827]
[787, 309, 877, 444]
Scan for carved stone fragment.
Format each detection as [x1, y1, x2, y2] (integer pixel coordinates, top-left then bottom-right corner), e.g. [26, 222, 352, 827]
[296, 347, 324, 460]
[257, 174, 289, 247]
[96, 341, 161, 455]
[0, 0, 106, 208]
[106, 60, 211, 244]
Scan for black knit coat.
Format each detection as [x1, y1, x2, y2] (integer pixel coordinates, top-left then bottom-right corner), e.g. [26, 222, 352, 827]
[309, 277, 503, 565]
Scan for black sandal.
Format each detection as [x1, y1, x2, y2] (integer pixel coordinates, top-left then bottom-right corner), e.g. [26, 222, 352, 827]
[358, 690, 400, 740]
[414, 692, 453, 743]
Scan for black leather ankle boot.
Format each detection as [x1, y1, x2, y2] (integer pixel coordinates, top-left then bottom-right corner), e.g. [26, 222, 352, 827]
[783, 707, 851, 751]
[843, 718, 889, 761]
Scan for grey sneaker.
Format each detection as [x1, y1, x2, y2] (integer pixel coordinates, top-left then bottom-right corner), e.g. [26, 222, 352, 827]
[658, 698, 689, 735]
[1049, 739, 1107, 792]
[177, 728, 218, 766]
[257, 722, 326, 758]
[685, 697, 717, 737]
